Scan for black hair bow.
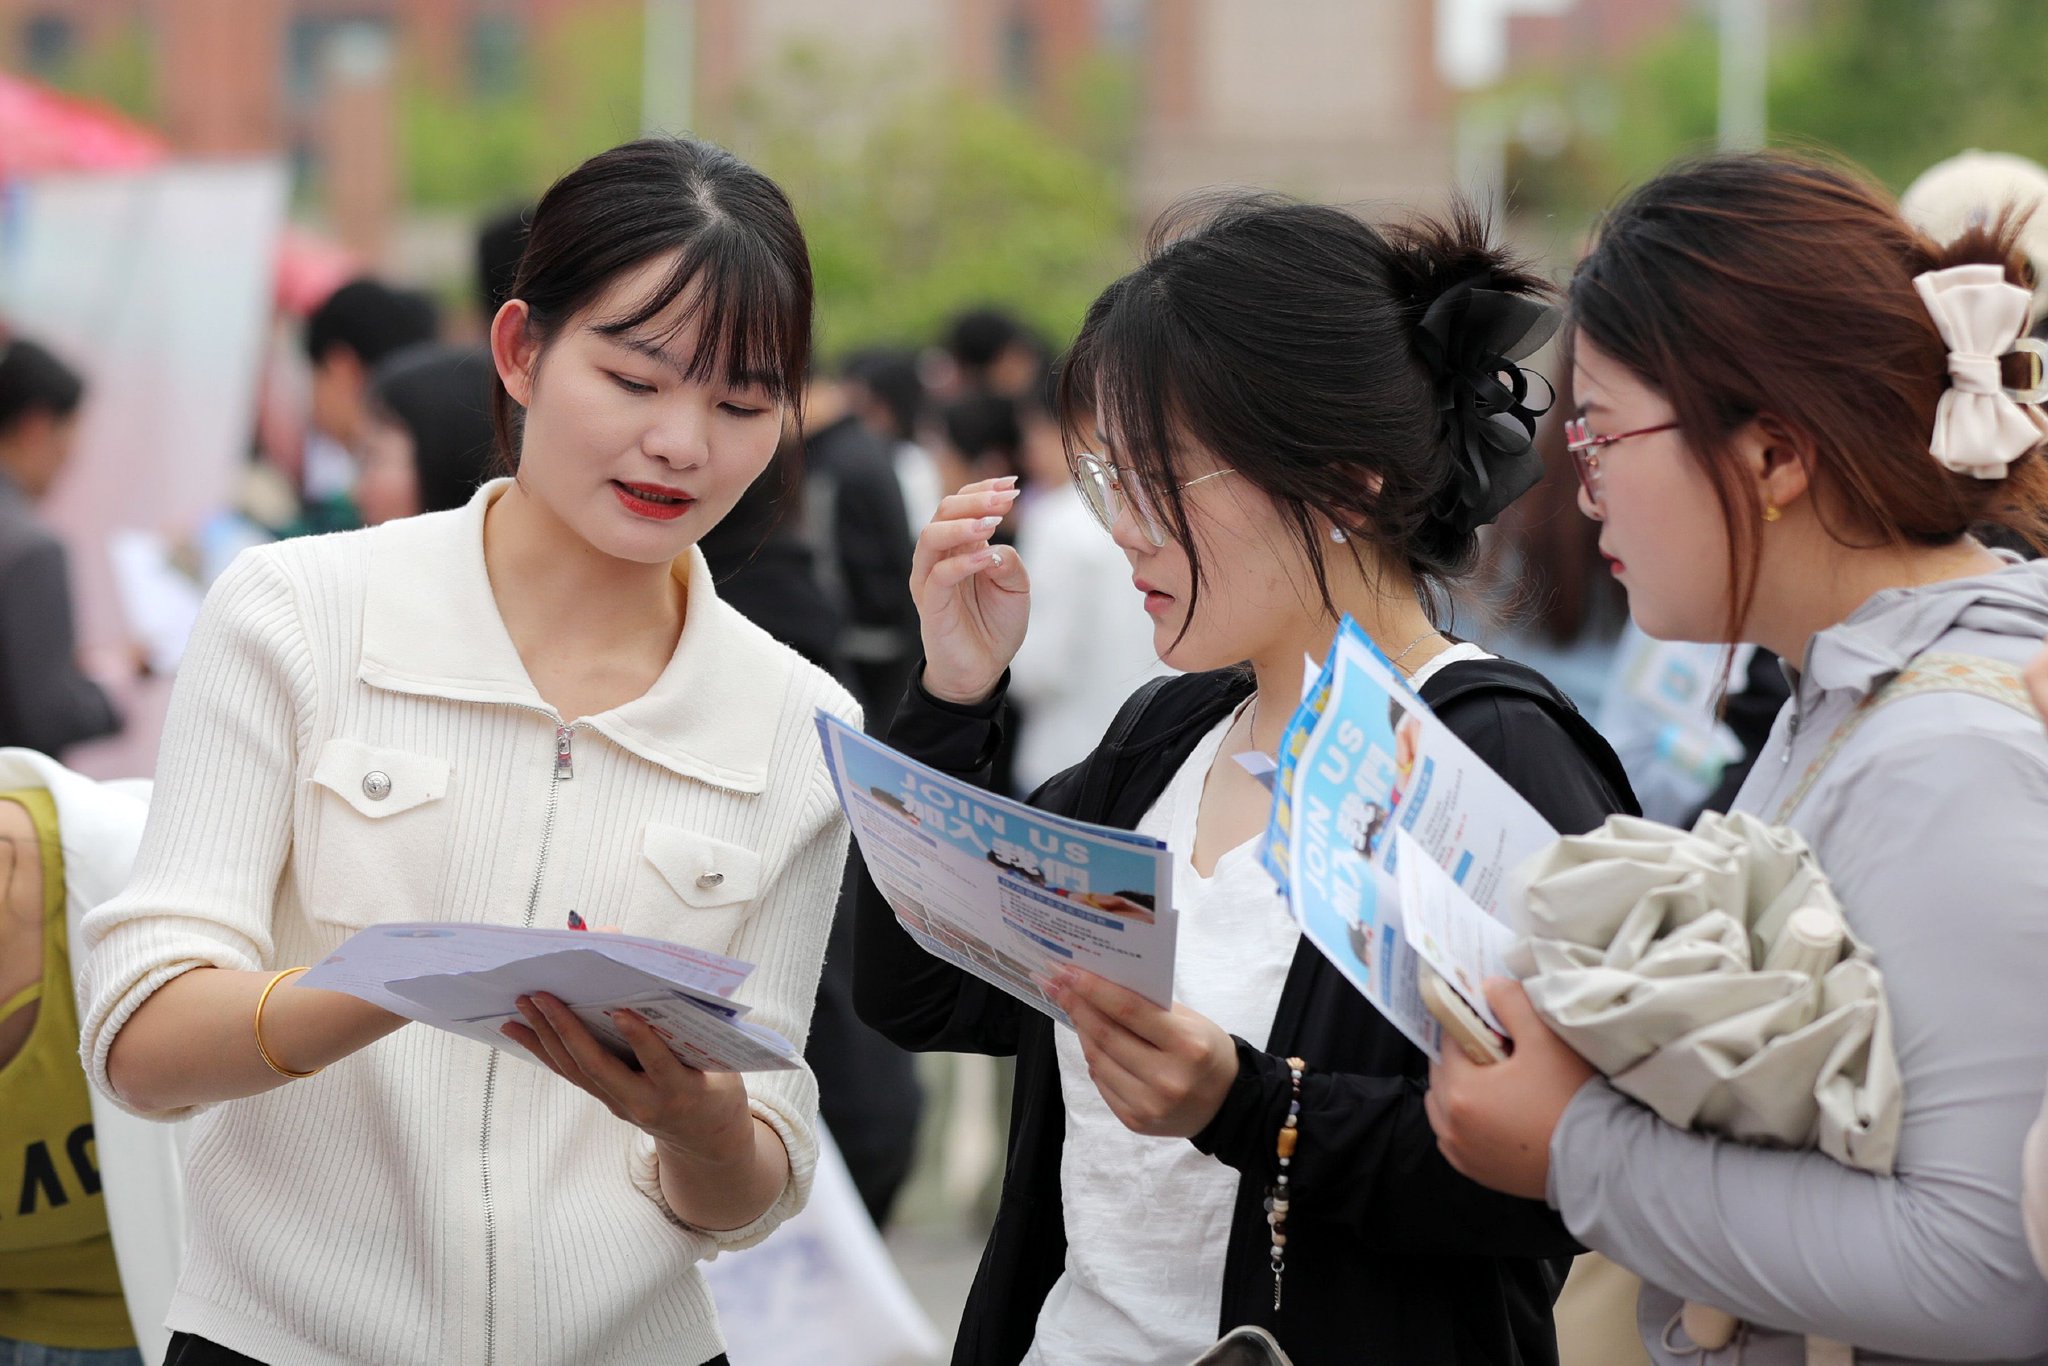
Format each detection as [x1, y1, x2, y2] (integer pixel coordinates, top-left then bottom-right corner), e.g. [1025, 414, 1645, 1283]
[1412, 279, 1561, 533]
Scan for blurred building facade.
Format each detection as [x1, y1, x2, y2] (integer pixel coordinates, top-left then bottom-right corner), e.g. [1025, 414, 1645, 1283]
[1, 0, 1457, 252]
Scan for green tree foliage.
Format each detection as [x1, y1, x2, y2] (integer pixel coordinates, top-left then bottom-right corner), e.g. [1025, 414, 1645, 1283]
[730, 45, 1134, 356]
[37, 17, 158, 126]
[1487, 0, 2048, 227]
[398, 3, 644, 210]
[395, 18, 1132, 357]
[1772, 0, 2048, 188]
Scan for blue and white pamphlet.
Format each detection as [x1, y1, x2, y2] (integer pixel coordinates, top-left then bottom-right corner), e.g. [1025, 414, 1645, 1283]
[1264, 619, 1560, 1056]
[817, 711, 1175, 1024]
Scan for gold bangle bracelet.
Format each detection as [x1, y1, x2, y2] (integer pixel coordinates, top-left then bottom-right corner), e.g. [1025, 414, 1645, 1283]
[254, 966, 322, 1079]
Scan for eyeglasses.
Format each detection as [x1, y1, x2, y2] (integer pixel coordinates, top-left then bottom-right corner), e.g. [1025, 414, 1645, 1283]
[1563, 417, 1680, 502]
[1072, 452, 1237, 547]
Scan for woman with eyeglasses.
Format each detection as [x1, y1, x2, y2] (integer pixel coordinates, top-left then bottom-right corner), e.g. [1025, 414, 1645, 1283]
[1427, 152, 2048, 1365]
[853, 193, 1637, 1366]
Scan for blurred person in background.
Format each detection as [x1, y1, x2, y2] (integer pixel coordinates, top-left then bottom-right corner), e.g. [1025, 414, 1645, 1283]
[352, 343, 498, 526]
[698, 436, 926, 1230]
[0, 339, 123, 759]
[1904, 150, 2048, 342]
[941, 307, 1051, 402]
[1905, 149, 2048, 557]
[843, 345, 941, 530]
[935, 391, 1027, 520]
[1470, 370, 1628, 716]
[0, 752, 177, 1366]
[931, 392, 1029, 799]
[697, 432, 842, 676]
[295, 279, 440, 535]
[476, 203, 534, 321]
[799, 362, 920, 732]
[1006, 380, 1171, 796]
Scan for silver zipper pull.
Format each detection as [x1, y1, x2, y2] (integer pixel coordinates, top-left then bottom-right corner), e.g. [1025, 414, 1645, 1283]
[555, 725, 574, 781]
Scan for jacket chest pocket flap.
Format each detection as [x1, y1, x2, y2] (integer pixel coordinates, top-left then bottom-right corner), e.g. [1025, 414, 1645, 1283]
[630, 824, 763, 952]
[305, 739, 453, 928]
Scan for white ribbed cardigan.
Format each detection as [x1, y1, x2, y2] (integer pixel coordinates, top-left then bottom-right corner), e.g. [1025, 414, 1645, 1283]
[79, 481, 857, 1366]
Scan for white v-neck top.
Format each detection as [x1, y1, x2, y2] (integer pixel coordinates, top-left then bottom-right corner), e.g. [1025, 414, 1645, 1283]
[1021, 645, 1491, 1364]
[1023, 701, 1298, 1366]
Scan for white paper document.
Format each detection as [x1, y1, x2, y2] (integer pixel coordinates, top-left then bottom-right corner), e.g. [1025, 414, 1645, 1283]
[299, 922, 799, 1072]
[1391, 829, 1516, 1035]
[817, 711, 1175, 1025]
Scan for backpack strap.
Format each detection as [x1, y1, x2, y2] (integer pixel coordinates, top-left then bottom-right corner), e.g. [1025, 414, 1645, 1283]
[1774, 651, 2034, 824]
[1070, 673, 1187, 824]
[1425, 657, 1642, 817]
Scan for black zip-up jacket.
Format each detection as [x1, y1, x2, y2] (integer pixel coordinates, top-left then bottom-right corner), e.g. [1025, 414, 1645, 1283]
[854, 658, 1638, 1365]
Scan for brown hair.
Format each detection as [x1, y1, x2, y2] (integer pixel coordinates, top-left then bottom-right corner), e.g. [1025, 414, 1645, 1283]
[1570, 150, 2048, 644]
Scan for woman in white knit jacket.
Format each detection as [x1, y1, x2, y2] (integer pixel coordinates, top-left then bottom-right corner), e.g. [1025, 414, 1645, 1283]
[77, 137, 857, 1366]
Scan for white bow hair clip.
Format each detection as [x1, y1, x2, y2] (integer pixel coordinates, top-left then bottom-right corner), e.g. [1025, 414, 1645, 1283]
[1914, 263, 2048, 480]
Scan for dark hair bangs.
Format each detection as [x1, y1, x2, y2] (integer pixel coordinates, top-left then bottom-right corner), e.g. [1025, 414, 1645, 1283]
[490, 137, 815, 474]
[595, 221, 810, 410]
[1057, 267, 1259, 647]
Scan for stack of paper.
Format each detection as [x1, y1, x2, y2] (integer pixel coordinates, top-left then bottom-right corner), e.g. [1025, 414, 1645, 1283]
[299, 923, 800, 1072]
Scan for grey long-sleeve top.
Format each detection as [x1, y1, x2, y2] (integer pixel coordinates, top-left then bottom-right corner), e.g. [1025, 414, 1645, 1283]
[1548, 559, 2048, 1365]
[0, 477, 118, 757]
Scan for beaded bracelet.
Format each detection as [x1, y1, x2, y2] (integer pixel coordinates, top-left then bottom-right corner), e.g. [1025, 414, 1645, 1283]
[1266, 1055, 1306, 1311]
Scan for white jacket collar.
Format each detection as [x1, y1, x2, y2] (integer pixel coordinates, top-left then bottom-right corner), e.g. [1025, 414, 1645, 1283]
[359, 479, 794, 794]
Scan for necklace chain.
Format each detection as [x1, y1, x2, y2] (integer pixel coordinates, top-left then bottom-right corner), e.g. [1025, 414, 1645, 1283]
[1241, 629, 1441, 751]
[1387, 628, 1440, 670]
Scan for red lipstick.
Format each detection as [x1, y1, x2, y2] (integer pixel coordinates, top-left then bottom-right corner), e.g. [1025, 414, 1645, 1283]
[613, 480, 695, 521]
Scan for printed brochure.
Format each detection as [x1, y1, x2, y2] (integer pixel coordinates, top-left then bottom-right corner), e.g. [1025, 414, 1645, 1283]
[1266, 619, 1558, 1055]
[817, 711, 1175, 1025]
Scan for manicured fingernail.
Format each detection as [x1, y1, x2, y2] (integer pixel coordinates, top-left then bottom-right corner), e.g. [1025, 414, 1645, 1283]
[978, 515, 1003, 530]
[983, 549, 1003, 567]
[997, 475, 1019, 488]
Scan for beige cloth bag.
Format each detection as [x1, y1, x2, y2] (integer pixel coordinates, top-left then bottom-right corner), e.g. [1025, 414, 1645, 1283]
[1555, 1254, 1652, 1366]
[1507, 810, 1902, 1175]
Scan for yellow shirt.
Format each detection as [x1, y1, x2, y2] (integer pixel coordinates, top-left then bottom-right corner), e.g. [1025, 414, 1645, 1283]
[0, 787, 133, 1349]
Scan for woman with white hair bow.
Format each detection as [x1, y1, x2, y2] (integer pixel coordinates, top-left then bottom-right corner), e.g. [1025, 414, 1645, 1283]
[1426, 150, 2048, 1365]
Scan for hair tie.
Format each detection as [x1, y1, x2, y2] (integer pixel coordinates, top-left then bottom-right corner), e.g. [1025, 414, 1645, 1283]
[1913, 263, 2048, 480]
[1411, 279, 1561, 532]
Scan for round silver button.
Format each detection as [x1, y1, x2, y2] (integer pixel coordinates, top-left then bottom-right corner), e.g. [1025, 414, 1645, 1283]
[362, 771, 393, 801]
[696, 871, 724, 889]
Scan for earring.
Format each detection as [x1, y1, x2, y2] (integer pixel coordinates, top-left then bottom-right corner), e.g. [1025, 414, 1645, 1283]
[1763, 504, 1782, 523]
[1329, 526, 1349, 544]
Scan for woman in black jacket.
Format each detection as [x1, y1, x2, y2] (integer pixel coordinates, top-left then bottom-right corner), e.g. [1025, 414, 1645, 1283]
[855, 193, 1637, 1366]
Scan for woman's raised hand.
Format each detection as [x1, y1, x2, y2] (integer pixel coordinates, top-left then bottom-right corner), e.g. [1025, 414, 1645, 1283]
[912, 476, 1031, 705]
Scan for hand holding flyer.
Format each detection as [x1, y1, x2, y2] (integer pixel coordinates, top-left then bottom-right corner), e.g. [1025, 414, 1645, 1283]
[817, 712, 1176, 1024]
[299, 922, 800, 1072]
